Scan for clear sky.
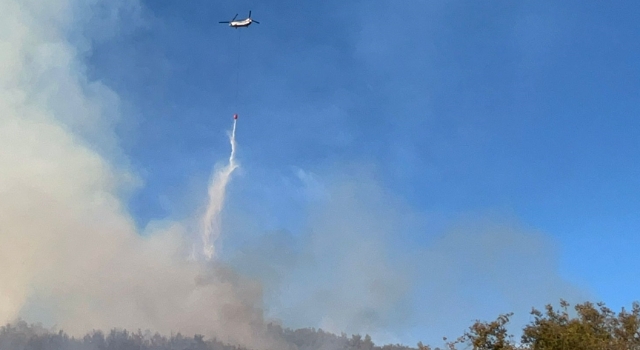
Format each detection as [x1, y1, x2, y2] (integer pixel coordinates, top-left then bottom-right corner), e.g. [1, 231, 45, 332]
[83, 0, 639, 346]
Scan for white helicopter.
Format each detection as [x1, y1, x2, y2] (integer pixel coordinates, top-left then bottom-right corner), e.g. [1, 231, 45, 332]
[219, 11, 260, 28]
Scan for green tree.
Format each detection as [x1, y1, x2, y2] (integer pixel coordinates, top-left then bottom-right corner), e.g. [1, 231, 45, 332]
[461, 313, 518, 350]
[521, 300, 640, 350]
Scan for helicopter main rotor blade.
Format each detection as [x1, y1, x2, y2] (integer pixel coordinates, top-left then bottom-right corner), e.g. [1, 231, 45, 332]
[232, 13, 238, 20]
[252, 20, 260, 24]
[219, 21, 230, 23]
[249, 10, 252, 17]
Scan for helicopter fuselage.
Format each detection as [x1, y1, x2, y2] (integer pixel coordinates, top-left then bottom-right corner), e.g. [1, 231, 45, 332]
[229, 19, 253, 27]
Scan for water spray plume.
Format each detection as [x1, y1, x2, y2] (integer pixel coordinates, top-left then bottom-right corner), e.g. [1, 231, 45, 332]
[201, 118, 238, 260]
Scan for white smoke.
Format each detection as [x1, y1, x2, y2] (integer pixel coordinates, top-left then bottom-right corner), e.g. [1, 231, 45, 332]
[0, 2, 281, 349]
[201, 119, 239, 260]
[226, 165, 589, 346]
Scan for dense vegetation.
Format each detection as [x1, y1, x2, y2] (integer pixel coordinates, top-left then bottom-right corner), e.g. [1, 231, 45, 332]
[0, 321, 413, 350]
[423, 300, 640, 350]
[2, 300, 639, 350]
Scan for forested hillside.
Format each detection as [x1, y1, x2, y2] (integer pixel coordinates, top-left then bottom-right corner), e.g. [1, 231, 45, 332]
[2, 300, 639, 350]
[0, 321, 415, 350]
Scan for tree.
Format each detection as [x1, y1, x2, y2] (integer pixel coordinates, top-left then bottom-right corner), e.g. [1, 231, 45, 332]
[521, 300, 640, 350]
[461, 313, 518, 350]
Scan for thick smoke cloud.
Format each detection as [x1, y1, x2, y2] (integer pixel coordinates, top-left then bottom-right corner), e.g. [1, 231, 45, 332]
[0, 1, 282, 349]
[227, 166, 588, 345]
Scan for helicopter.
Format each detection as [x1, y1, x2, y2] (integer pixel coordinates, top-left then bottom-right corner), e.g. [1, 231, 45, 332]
[219, 11, 260, 28]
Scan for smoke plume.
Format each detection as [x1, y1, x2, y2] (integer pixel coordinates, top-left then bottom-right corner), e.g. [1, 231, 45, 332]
[226, 166, 588, 345]
[0, 2, 279, 349]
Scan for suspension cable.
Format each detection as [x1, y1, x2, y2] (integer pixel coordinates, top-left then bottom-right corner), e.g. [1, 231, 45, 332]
[235, 29, 241, 114]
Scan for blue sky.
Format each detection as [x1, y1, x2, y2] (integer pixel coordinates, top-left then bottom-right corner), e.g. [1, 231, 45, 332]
[84, 0, 639, 345]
